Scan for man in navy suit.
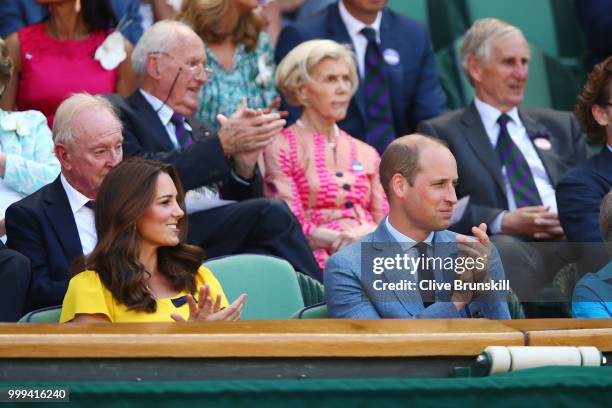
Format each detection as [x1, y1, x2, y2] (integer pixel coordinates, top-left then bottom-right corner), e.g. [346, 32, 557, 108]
[417, 19, 589, 306]
[275, 0, 447, 150]
[325, 134, 510, 319]
[6, 94, 124, 312]
[109, 21, 322, 281]
[0, 240, 30, 321]
[557, 56, 612, 273]
[0, 0, 143, 45]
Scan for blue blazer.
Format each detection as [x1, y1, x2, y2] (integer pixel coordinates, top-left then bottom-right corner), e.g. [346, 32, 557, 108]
[557, 147, 612, 243]
[572, 261, 612, 318]
[275, 2, 447, 141]
[6, 176, 83, 312]
[324, 222, 510, 319]
[0, 0, 143, 45]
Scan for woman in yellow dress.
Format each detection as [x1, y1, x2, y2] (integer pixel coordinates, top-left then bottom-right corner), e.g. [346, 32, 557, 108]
[60, 157, 246, 323]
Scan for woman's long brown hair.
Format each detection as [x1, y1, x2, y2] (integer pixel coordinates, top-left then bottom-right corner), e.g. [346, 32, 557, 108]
[84, 157, 204, 312]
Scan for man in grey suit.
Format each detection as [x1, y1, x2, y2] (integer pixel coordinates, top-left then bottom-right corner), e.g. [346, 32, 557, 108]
[417, 19, 589, 306]
[324, 135, 510, 319]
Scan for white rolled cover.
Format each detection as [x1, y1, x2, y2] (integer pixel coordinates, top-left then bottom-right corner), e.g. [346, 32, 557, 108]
[484, 346, 602, 375]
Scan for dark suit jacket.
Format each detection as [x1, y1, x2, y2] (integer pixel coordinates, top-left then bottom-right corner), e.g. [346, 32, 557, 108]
[275, 2, 447, 140]
[6, 177, 83, 311]
[107, 90, 262, 200]
[557, 147, 612, 243]
[417, 103, 589, 235]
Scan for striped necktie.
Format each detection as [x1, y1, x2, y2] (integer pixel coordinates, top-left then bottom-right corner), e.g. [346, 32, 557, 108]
[495, 114, 543, 208]
[170, 113, 193, 149]
[361, 27, 395, 154]
[415, 242, 434, 307]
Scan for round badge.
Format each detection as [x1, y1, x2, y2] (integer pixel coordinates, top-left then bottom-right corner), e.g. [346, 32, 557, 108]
[533, 138, 552, 150]
[383, 48, 400, 66]
[351, 160, 364, 172]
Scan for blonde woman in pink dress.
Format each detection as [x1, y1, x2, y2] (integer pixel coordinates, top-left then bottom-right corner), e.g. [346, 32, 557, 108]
[263, 39, 388, 268]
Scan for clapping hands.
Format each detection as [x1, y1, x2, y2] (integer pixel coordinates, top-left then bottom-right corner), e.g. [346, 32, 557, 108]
[171, 285, 247, 322]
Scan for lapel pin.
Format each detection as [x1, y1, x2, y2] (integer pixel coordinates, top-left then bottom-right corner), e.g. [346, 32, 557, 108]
[383, 48, 400, 66]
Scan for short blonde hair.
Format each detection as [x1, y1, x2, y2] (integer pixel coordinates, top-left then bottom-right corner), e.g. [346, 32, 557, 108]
[461, 18, 526, 85]
[276, 39, 358, 107]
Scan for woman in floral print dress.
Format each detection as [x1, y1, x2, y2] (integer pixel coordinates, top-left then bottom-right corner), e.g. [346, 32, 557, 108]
[179, 0, 278, 128]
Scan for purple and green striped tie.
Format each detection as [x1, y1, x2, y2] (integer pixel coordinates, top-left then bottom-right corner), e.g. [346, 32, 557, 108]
[361, 27, 395, 154]
[495, 114, 542, 208]
[170, 113, 193, 149]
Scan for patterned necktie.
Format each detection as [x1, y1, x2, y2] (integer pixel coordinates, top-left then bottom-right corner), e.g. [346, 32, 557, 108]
[170, 113, 193, 149]
[361, 27, 395, 154]
[415, 242, 434, 307]
[495, 114, 543, 208]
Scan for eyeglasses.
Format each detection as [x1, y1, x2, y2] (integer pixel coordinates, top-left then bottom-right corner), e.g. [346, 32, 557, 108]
[151, 51, 215, 79]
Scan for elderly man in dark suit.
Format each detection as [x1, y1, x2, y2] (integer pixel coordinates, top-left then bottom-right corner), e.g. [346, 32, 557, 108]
[417, 18, 589, 307]
[275, 0, 447, 153]
[6, 94, 124, 312]
[109, 21, 322, 281]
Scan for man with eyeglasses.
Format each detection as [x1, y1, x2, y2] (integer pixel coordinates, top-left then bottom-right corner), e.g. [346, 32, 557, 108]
[107, 21, 323, 281]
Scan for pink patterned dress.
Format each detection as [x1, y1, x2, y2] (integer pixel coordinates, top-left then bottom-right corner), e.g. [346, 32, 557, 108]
[263, 125, 389, 268]
[16, 23, 118, 126]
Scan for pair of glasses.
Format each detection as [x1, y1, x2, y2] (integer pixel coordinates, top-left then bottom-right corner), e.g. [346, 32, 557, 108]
[152, 51, 215, 79]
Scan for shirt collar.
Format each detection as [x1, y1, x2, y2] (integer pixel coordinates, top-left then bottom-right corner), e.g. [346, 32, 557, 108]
[607, 144, 612, 153]
[339, 0, 382, 42]
[60, 173, 93, 214]
[474, 96, 522, 133]
[384, 216, 434, 247]
[139, 88, 192, 131]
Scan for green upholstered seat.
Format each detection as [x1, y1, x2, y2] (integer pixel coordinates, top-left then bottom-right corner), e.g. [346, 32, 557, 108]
[292, 302, 331, 319]
[18, 305, 62, 323]
[296, 272, 325, 307]
[205, 254, 305, 320]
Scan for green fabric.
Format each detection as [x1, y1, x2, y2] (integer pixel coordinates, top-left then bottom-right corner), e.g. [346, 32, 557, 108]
[386, 0, 428, 23]
[204, 255, 304, 320]
[295, 272, 325, 307]
[292, 303, 331, 319]
[18, 306, 61, 323]
[465, 0, 559, 57]
[2, 367, 610, 407]
[506, 287, 525, 319]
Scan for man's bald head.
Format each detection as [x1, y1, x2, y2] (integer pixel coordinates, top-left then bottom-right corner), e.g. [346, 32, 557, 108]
[379, 134, 450, 198]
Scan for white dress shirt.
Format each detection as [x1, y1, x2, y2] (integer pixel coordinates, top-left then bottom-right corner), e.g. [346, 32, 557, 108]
[60, 174, 97, 255]
[338, 0, 382, 79]
[474, 97, 557, 233]
[139, 89, 225, 211]
[385, 216, 434, 247]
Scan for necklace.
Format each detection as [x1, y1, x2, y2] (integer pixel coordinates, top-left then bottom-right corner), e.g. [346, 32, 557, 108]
[296, 119, 339, 149]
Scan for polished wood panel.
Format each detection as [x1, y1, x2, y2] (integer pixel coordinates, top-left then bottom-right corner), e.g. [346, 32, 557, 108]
[525, 328, 612, 350]
[502, 318, 612, 332]
[0, 319, 524, 358]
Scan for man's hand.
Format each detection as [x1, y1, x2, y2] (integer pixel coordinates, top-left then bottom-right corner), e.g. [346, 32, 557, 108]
[501, 205, 565, 240]
[452, 223, 492, 309]
[217, 98, 285, 156]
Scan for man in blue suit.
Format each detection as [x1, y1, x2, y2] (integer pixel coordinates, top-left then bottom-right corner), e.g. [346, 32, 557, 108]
[0, 0, 143, 45]
[325, 134, 510, 319]
[557, 56, 612, 274]
[5, 94, 124, 312]
[275, 0, 447, 151]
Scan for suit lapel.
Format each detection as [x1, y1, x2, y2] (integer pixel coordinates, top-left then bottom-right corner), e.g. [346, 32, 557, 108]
[371, 223, 423, 317]
[379, 10, 402, 129]
[127, 91, 176, 151]
[461, 103, 506, 196]
[43, 177, 83, 259]
[519, 109, 561, 185]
